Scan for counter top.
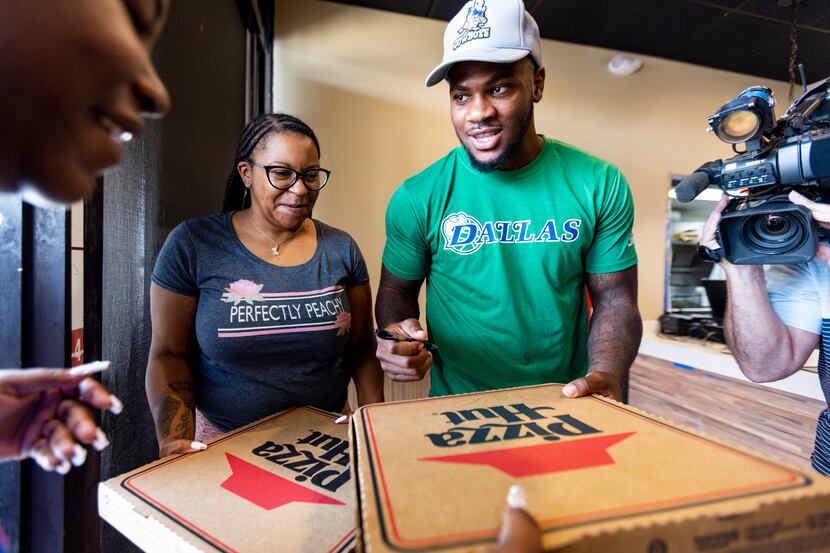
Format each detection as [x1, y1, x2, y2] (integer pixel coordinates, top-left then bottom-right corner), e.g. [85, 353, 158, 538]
[639, 321, 824, 402]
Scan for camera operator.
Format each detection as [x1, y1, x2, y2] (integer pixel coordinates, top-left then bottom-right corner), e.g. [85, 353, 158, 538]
[699, 190, 830, 475]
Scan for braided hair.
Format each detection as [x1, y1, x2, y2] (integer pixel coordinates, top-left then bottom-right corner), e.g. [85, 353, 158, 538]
[222, 113, 321, 211]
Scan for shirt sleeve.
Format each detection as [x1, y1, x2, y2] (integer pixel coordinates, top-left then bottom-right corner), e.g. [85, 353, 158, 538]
[584, 166, 638, 274]
[767, 262, 822, 335]
[381, 184, 431, 281]
[348, 236, 370, 286]
[151, 222, 199, 296]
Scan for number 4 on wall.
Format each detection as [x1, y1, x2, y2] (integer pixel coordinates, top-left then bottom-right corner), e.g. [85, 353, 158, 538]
[71, 327, 84, 366]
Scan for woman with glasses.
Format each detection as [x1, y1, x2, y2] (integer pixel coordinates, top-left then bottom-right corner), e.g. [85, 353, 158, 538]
[145, 113, 384, 456]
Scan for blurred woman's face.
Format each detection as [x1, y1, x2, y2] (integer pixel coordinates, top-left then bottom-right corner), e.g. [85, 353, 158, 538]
[0, 0, 171, 203]
[244, 133, 321, 232]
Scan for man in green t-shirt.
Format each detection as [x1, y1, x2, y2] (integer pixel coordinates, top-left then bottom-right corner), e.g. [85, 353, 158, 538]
[375, 0, 642, 401]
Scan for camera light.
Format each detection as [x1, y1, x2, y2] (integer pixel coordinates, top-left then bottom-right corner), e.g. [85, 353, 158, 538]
[708, 86, 776, 147]
[718, 110, 760, 143]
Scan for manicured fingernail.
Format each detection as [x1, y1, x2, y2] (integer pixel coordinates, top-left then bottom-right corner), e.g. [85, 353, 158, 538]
[71, 444, 87, 466]
[190, 441, 208, 451]
[32, 452, 49, 471]
[563, 384, 577, 397]
[53, 446, 68, 462]
[507, 485, 528, 511]
[93, 428, 110, 451]
[56, 460, 71, 475]
[108, 395, 124, 415]
[335, 415, 348, 424]
[68, 360, 110, 377]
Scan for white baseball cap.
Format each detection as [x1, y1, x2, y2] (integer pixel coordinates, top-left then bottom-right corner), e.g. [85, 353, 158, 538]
[425, 0, 542, 87]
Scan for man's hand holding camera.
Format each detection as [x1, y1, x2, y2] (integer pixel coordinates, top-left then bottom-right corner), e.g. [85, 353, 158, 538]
[699, 192, 821, 384]
[699, 194, 730, 262]
[788, 191, 830, 265]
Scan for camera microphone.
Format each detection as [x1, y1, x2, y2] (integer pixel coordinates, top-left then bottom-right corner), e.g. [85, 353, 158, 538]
[676, 160, 724, 202]
[675, 171, 711, 202]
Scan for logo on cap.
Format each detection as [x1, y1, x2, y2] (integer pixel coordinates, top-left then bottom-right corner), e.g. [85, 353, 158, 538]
[453, 0, 491, 51]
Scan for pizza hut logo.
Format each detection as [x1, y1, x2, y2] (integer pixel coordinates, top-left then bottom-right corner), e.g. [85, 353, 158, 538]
[220, 430, 351, 510]
[421, 403, 634, 476]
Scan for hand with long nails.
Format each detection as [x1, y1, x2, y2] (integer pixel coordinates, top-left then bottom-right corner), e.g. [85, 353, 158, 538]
[486, 485, 543, 553]
[334, 402, 354, 425]
[159, 440, 208, 457]
[0, 361, 122, 473]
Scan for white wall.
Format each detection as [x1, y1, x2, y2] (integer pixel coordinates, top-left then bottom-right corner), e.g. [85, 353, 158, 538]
[273, 0, 791, 320]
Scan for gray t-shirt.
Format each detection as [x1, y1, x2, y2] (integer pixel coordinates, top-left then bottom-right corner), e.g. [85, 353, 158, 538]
[152, 212, 369, 432]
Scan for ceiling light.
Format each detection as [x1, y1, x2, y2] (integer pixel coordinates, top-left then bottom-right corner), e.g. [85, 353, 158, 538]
[607, 54, 644, 76]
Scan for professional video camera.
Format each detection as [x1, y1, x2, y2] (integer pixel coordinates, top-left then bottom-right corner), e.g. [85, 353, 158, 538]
[676, 77, 830, 264]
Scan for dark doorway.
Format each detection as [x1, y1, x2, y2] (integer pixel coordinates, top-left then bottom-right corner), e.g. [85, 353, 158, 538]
[95, 2, 254, 551]
[1, 2, 273, 553]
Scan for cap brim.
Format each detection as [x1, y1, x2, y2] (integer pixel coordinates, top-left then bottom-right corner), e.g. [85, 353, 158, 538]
[424, 47, 531, 87]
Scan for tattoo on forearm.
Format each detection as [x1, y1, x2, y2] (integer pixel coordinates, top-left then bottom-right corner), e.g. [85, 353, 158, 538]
[173, 407, 191, 439]
[154, 381, 195, 442]
[376, 289, 419, 328]
[156, 395, 182, 438]
[587, 311, 641, 374]
[376, 267, 423, 328]
[585, 269, 642, 378]
[168, 380, 193, 392]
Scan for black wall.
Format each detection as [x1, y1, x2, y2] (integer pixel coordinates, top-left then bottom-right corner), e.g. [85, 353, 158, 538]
[99, 1, 247, 551]
[0, 197, 22, 553]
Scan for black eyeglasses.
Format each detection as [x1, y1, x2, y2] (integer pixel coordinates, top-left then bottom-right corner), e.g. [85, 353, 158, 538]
[247, 160, 331, 191]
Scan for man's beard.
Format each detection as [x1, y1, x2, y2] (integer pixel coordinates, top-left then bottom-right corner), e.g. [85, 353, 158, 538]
[460, 102, 534, 173]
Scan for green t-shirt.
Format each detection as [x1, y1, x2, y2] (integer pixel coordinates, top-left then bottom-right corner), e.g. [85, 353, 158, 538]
[382, 136, 637, 396]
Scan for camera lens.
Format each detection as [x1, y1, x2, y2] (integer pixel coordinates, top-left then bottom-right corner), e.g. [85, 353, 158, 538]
[741, 211, 806, 254]
[763, 214, 789, 235]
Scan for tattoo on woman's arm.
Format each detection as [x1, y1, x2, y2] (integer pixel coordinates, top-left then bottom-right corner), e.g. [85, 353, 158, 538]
[173, 406, 192, 439]
[155, 380, 195, 440]
[156, 395, 181, 437]
[168, 380, 193, 392]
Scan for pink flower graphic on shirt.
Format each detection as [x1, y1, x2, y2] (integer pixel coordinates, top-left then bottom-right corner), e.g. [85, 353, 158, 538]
[222, 279, 266, 305]
[335, 311, 351, 336]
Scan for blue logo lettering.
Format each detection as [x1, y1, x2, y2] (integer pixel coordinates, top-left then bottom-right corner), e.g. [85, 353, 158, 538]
[440, 213, 583, 256]
[450, 224, 478, 246]
[561, 219, 581, 242]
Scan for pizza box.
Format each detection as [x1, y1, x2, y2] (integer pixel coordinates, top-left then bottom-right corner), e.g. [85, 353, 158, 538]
[99, 406, 355, 552]
[351, 384, 830, 552]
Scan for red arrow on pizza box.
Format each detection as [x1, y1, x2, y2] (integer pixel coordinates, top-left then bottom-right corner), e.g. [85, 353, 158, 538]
[220, 453, 344, 510]
[420, 432, 635, 477]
